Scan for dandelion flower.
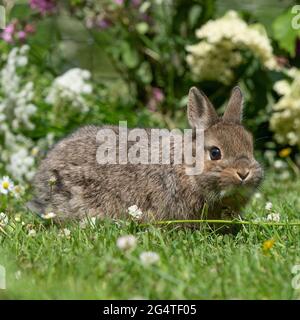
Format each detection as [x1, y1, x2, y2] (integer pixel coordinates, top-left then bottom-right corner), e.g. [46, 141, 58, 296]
[0, 176, 14, 195]
[279, 148, 292, 158]
[41, 212, 56, 219]
[139, 251, 160, 266]
[117, 235, 137, 251]
[265, 202, 273, 211]
[0, 212, 8, 226]
[267, 213, 280, 222]
[128, 205, 143, 220]
[262, 239, 275, 252]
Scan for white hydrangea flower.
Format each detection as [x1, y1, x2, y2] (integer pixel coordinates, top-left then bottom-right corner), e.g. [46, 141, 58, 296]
[139, 251, 160, 266]
[186, 10, 277, 84]
[128, 205, 143, 220]
[46, 68, 93, 112]
[267, 213, 280, 222]
[0, 176, 14, 195]
[116, 235, 137, 251]
[270, 68, 300, 148]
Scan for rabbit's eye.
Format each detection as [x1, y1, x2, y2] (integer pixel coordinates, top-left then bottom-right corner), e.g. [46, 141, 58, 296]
[209, 147, 221, 160]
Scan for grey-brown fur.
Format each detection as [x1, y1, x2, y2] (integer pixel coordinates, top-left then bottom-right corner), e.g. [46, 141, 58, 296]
[29, 87, 263, 223]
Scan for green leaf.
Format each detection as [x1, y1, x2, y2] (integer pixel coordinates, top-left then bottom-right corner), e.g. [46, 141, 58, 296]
[188, 5, 202, 29]
[137, 62, 153, 84]
[121, 43, 139, 69]
[272, 10, 300, 57]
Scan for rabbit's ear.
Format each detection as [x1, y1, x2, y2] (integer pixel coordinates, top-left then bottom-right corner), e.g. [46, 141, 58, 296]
[187, 87, 218, 130]
[223, 86, 243, 124]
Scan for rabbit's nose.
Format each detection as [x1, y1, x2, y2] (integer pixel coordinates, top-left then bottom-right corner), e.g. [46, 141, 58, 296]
[237, 170, 250, 181]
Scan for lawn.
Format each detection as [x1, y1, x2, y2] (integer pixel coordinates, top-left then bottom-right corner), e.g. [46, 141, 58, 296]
[0, 172, 300, 300]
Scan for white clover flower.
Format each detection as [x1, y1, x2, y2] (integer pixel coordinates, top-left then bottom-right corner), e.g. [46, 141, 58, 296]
[128, 205, 143, 220]
[28, 229, 36, 237]
[0, 176, 14, 195]
[0, 212, 8, 226]
[253, 192, 262, 200]
[139, 251, 160, 266]
[79, 217, 97, 229]
[41, 212, 56, 219]
[265, 202, 273, 211]
[267, 212, 280, 222]
[273, 160, 286, 169]
[116, 235, 137, 251]
[14, 214, 21, 222]
[59, 228, 71, 238]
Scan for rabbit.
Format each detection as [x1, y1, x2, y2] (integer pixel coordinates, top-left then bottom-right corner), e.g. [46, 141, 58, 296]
[28, 86, 263, 228]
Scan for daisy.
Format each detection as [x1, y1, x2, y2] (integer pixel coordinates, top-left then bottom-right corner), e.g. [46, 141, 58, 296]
[0, 176, 14, 195]
[116, 235, 137, 251]
[139, 251, 160, 266]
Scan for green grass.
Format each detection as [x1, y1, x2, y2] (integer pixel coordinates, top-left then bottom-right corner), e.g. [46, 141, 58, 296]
[1, 173, 300, 299]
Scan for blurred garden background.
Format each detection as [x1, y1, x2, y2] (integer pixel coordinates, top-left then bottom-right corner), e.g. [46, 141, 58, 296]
[2, 0, 300, 300]
[0, 0, 300, 187]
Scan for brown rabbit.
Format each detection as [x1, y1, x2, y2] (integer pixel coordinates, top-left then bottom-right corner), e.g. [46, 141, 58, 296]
[29, 87, 263, 227]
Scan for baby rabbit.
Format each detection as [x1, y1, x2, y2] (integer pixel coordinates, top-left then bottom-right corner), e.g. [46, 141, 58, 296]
[29, 86, 263, 226]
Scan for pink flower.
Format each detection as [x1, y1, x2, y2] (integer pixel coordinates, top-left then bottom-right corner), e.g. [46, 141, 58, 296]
[96, 18, 111, 29]
[25, 24, 36, 34]
[152, 87, 165, 102]
[131, 0, 141, 6]
[147, 87, 165, 112]
[29, 0, 56, 14]
[1, 23, 15, 43]
[114, 0, 124, 5]
[17, 31, 27, 41]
